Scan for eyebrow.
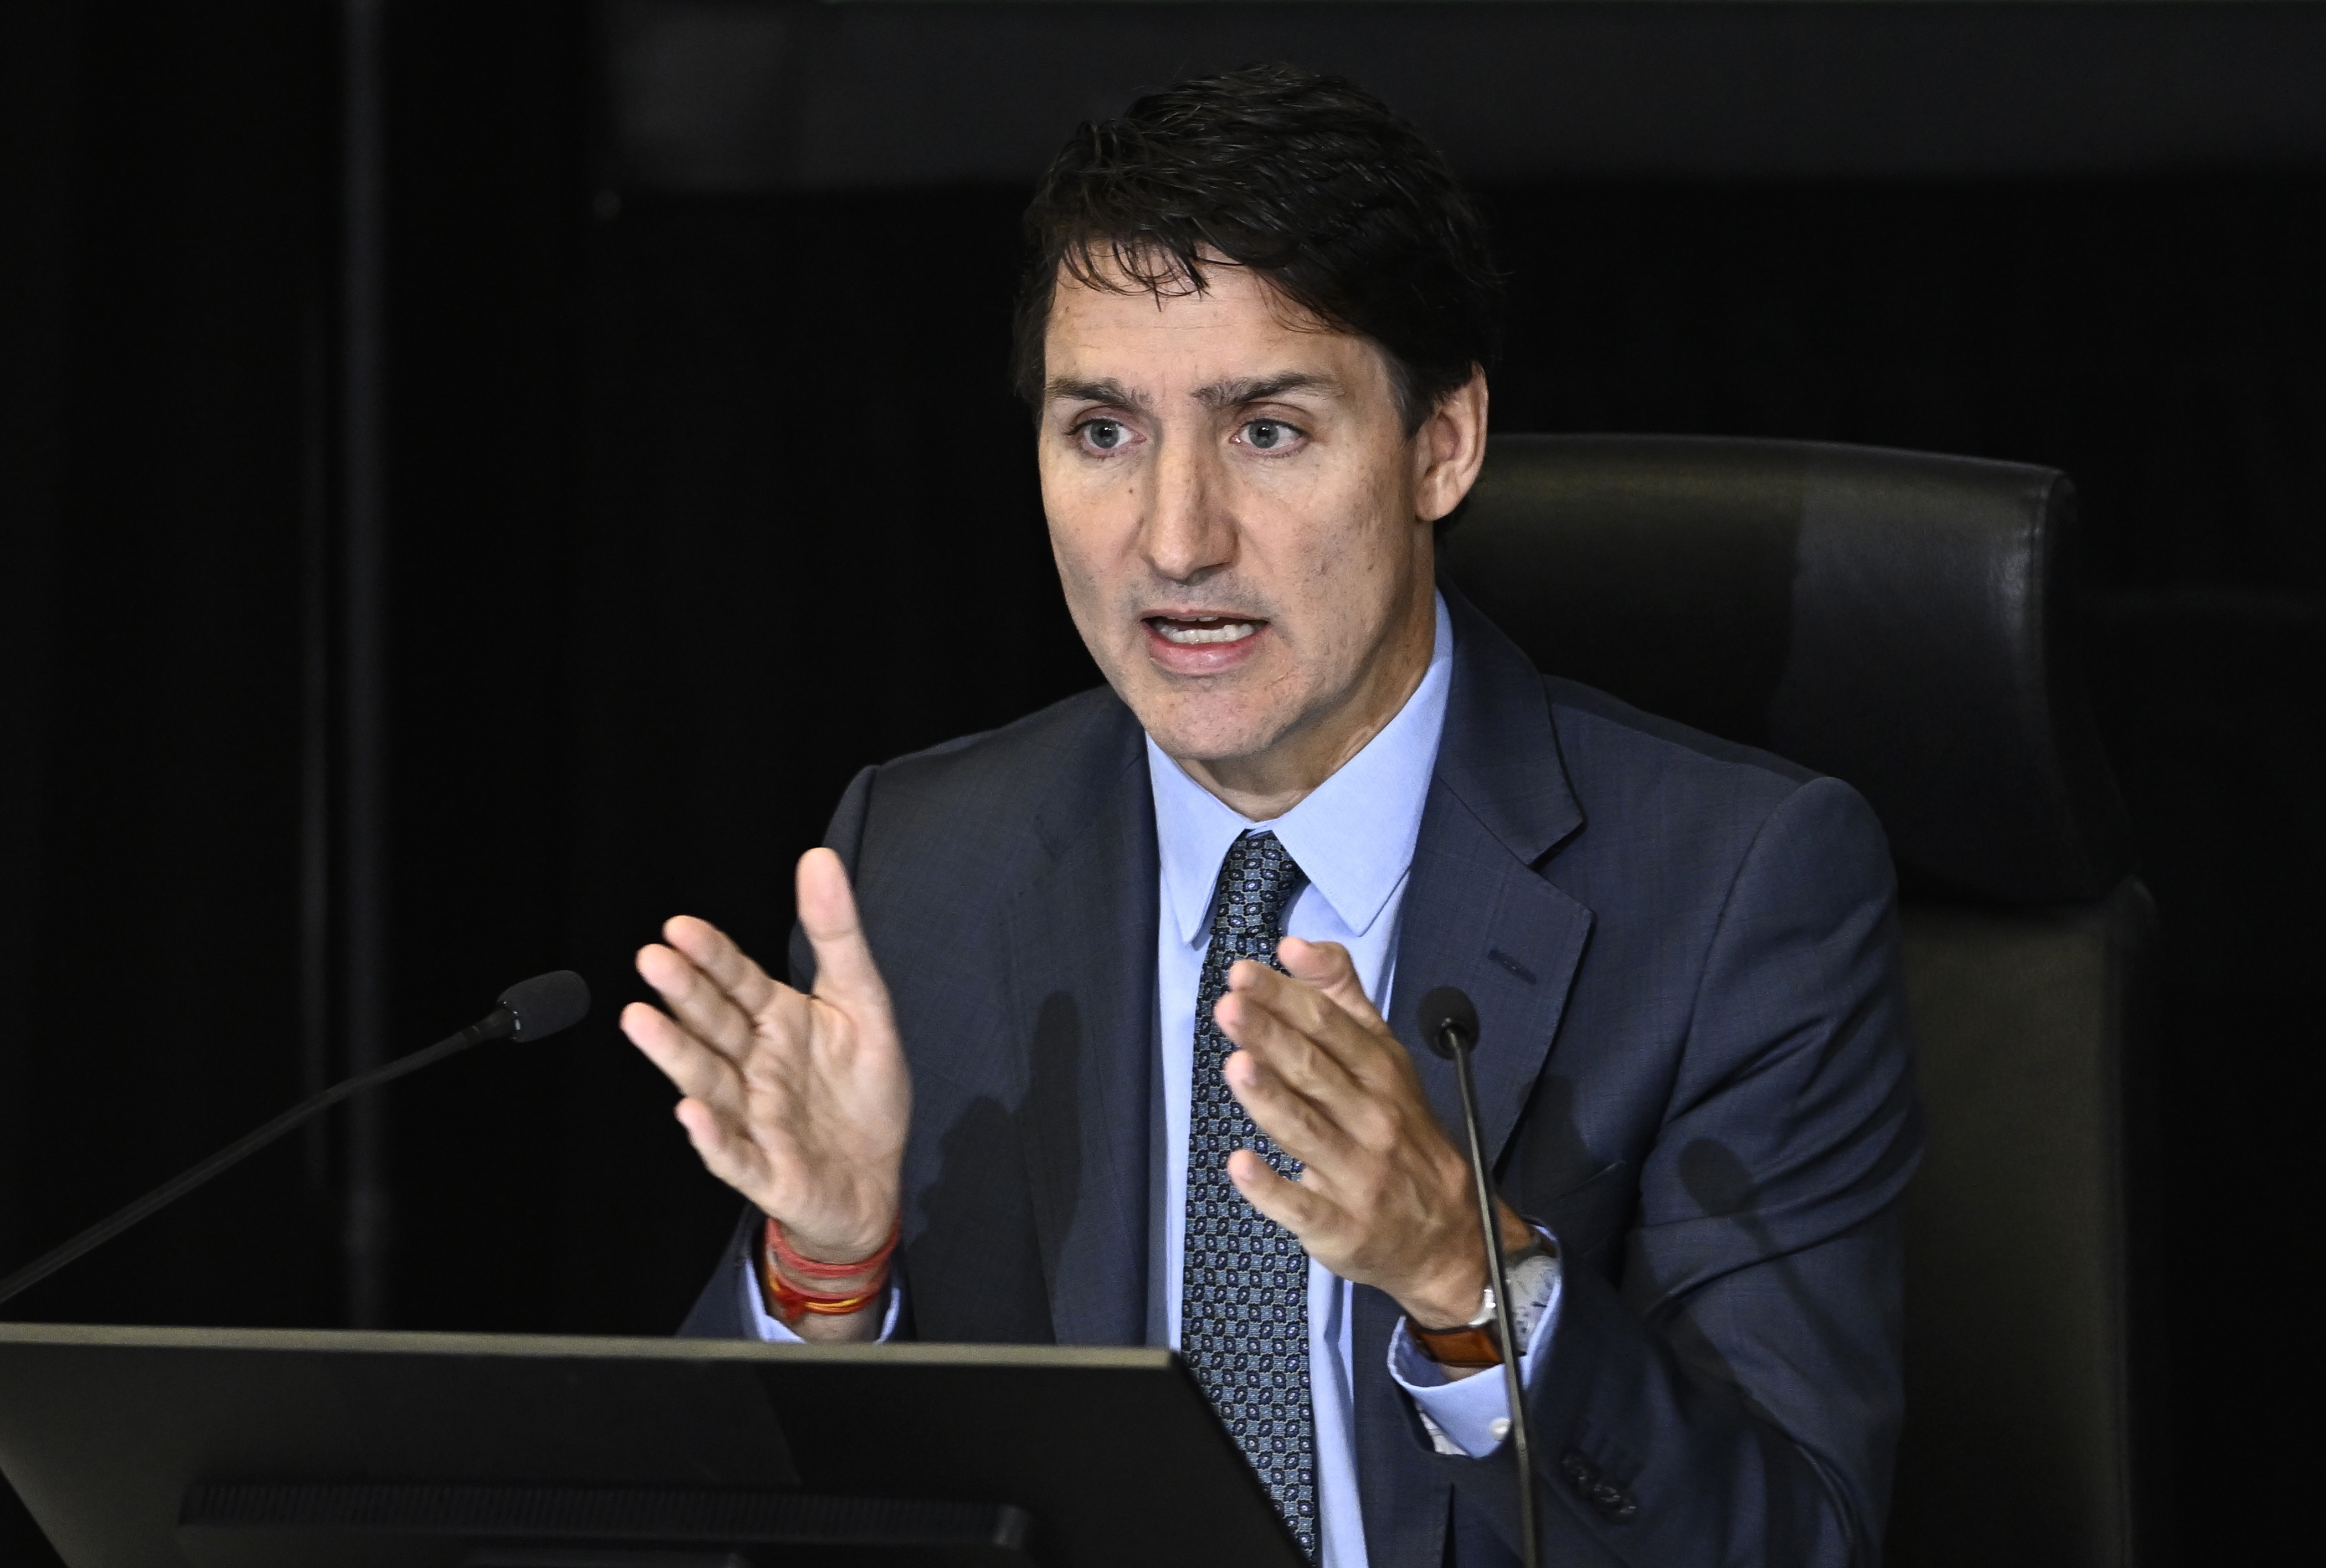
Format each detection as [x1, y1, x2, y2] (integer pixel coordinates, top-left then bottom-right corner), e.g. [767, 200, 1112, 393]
[1042, 371, 1343, 412]
[1045, 376, 1148, 410]
[1192, 372, 1340, 410]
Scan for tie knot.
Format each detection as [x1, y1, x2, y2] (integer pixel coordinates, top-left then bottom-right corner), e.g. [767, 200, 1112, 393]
[1209, 830, 1306, 948]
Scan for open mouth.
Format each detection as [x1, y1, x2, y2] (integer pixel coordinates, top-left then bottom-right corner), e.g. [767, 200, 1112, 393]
[1146, 615, 1264, 646]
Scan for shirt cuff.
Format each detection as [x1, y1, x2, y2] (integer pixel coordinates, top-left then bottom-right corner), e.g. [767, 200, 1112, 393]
[738, 1246, 905, 1343]
[1387, 1243, 1563, 1458]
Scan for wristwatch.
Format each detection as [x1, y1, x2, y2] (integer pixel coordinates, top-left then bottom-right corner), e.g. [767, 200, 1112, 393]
[1409, 1239, 1556, 1369]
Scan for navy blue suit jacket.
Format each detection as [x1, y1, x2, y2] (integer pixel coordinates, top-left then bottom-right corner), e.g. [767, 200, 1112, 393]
[682, 589, 1921, 1568]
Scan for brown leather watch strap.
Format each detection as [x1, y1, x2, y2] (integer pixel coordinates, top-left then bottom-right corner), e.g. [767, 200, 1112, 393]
[1410, 1320, 1503, 1369]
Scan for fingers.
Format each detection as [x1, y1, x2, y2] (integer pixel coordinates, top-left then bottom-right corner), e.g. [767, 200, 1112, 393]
[635, 924, 774, 1062]
[1224, 1046, 1359, 1169]
[1217, 955, 1401, 1099]
[1213, 976, 1368, 1154]
[1276, 937, 1387, 1031]
[620, 999, 746, 1107]
[796, 849, 893, 1014]
[1226, 1147, 1331, 1238]
[662, 914, 782, 1020]
[672, 1095, 772, 1199]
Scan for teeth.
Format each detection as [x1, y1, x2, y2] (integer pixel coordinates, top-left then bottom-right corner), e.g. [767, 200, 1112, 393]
[1156, 620, 1259, 646]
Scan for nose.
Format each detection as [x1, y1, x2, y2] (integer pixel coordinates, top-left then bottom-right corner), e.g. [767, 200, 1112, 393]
[1140, 426, 1235, 584]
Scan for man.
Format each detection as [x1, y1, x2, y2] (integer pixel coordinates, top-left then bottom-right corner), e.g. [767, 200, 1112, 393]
[622, 65, 1919, 1568]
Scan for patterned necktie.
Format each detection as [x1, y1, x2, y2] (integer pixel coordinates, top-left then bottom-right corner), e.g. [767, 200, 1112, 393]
[1182, 830, 1318, 1561]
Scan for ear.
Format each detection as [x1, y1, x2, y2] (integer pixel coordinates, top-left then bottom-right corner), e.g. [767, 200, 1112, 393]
[1414, 366, 1490, 526]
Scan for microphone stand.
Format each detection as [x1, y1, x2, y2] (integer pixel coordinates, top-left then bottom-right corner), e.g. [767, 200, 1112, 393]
[1431, 997, 1542, 1568]
[0, 1016, 509, 1312]
[0, 970, 587, 1313]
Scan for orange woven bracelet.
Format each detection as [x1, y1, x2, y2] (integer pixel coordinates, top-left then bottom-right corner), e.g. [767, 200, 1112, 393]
[759, 1216, 900, 1325]
[759, 1255, 889, 1324]
[767, 1214, 901, 1280]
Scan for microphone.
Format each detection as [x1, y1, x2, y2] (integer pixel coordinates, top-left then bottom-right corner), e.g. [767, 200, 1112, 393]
[0, 970, 591, 1312]
[1418, 985, 1541, 1568]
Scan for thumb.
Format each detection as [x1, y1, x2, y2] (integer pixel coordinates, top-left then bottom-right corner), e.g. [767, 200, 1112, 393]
[796, 847, 890, 1010]
[1277, 937, 1385, 1030]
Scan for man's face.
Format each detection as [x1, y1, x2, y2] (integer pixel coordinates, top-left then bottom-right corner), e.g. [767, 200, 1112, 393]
[1039, 261, 1476, 786]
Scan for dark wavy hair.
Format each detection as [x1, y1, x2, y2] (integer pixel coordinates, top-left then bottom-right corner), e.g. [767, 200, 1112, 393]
[1012, 64, 1501, 433]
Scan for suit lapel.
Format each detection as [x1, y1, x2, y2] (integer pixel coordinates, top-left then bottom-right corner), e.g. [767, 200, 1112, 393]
[1391, 794, 1593, 1164]
[1392, 585, 1593, 1165]
[1003, 711, 1158, 1347]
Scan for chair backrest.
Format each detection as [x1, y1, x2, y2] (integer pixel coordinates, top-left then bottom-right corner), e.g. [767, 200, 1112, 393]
[1442, 434, 2156, 1568]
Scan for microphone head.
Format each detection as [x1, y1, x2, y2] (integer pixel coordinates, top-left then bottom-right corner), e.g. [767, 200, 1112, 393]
[1417, 986, 1478, 1060]
[499, 970, 591, 1041]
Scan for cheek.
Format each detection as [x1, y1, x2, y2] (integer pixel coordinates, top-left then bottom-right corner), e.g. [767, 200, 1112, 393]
[1043, 454, 1153, 565]
[1044, 506, 1136, 635]
[1268, 474, 1413, 603]
[1040, 441, 1130, 521]
[1044, 515, 1102, 604]
[1039, 455, 1099, 564]
[1341, 456, 1426, 582]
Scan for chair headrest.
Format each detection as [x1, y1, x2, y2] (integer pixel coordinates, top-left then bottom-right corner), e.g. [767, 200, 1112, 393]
[1442, 434, 2133, 903]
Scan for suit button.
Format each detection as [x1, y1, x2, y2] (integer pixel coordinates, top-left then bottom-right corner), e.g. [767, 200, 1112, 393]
[1589, 1481, 1637, 1521]
[1560, 1451, 1596, 1488]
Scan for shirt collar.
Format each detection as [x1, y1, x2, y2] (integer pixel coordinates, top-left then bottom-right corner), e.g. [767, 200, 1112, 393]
[1148, 593, 1455, 946]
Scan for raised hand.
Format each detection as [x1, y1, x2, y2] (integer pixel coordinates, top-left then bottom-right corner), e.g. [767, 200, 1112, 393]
[1211, 937, 1532, 1331]
[622, 849, 910, 1308]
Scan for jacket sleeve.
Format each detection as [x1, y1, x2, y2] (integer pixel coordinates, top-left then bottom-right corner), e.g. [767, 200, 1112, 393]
[1431, 775, 1923, 1567]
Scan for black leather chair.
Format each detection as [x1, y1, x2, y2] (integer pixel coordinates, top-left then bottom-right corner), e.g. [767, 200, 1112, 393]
[1442, 434, 2158, 1568]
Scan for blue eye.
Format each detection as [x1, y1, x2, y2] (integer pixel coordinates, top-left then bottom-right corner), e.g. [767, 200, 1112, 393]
[1081, 419, 1127, 451]
[1245, 420, 1293, 450]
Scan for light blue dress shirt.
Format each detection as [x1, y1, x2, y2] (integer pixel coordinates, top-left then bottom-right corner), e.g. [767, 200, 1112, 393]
[744, 593, 1559, 1565]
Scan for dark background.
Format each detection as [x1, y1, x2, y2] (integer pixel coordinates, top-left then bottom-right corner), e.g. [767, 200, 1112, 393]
[3, 3, 2319, 1564]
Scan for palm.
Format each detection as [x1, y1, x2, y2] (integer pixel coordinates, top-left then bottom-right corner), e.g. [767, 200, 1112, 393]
[729, 980, 908, 1255]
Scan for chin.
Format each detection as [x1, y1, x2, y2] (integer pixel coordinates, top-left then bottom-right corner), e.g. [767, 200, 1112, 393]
[1133, 691, 1298, 769]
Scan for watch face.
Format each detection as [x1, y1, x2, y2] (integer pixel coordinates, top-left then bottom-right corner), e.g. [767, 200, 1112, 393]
[1500, 1245, 1559, 1343]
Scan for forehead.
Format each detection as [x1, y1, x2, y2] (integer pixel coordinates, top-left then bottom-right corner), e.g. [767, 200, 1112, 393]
[1042, 262, 1384, 393]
